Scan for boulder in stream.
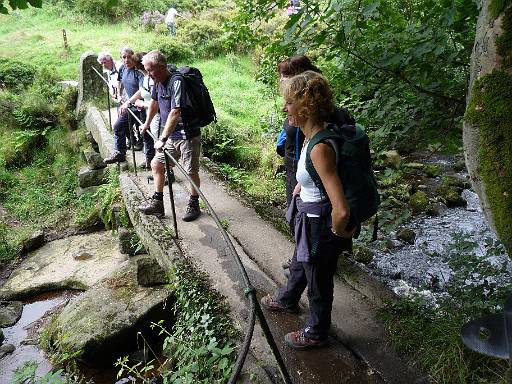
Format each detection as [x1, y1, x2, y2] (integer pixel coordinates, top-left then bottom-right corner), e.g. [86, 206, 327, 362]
[46, 261, 172, 362]
[0, 301, 23, 327]
[0, 232, 127, 300]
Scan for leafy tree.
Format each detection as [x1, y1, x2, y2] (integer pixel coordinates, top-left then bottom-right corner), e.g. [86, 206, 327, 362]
[234, 0, 478, 150]
[0, 0, 42, 13]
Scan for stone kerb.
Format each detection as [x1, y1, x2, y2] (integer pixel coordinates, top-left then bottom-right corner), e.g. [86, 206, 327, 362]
[85, 106, 115, 160]
[119, 174, 183, 271]
[76, 52, 105, 117]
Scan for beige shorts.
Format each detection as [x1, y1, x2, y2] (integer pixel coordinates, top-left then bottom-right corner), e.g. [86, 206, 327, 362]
[155, 135, 201, 175]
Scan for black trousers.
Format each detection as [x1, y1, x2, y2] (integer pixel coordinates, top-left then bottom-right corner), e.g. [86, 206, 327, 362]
[277, 217, 352, 340]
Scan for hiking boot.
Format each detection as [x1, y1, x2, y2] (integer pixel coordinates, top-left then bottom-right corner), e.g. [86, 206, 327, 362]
[103, 152, 126, 164]
[182, 198, 200, 222]
[260, 295, 299, 314]
[138, 198, 164, 218]
[284, 330, 328, 350]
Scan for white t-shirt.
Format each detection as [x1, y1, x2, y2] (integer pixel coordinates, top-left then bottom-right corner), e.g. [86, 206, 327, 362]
[296, 144, 325, 203]
[165, 8, 178, 24]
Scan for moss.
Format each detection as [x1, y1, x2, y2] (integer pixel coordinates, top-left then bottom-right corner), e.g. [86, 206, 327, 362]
[489, 0, 507, 20]
[496, 5, 512, 67]
[409, 191, 429, 213]
[465, 71, 512, 254]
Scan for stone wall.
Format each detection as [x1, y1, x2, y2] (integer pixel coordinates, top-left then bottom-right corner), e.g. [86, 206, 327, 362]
[76, 52, 105, 117]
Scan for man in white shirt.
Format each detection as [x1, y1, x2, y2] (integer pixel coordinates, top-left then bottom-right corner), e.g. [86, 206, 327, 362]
[165, 6, 180, 36]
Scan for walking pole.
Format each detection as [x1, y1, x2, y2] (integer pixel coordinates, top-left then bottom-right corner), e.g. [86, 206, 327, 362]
[104, 73, 112, 131]
[127, 110, 137, 176]
[163, 151, 179, 238]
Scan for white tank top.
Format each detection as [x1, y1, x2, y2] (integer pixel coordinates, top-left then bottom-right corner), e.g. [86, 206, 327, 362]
[296, 144, 325, 203]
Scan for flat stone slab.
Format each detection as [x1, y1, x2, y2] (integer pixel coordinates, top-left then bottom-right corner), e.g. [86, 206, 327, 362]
[0, 232, 128, 300]
[49, 261, 171, 361]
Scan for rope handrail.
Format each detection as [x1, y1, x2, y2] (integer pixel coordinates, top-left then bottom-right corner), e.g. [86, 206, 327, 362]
[91, 66, 293, 384]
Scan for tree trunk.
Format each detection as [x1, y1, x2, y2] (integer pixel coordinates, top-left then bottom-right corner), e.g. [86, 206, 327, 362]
[463, 0, 512, 254]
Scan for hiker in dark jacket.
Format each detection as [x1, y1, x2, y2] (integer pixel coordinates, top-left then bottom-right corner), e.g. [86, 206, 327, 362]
[262, 71, 356, 350]
[275, 55, 354, 208]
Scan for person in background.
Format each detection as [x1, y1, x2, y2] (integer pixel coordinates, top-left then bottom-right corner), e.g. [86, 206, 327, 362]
[104, 47, 145, 164]
[165, 5, 181, 36]
[261, 71, 357, 350]
[137, 50, 202, 222]
[127, 52, 156, 170]
[97, 51, 120, 100]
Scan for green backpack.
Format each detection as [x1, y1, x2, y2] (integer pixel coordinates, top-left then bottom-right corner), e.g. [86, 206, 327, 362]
[305, 123, 380, 226]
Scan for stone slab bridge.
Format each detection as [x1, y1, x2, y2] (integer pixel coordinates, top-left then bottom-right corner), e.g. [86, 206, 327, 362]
[77, 51, 428, 384]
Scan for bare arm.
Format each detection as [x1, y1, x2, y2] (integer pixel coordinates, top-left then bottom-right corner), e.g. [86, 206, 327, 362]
[310, 142, 355, 238]
[140, 99, 158, 134]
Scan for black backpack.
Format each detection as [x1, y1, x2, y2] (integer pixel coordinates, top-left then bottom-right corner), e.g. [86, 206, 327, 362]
[305, 123, 380, 226]
[170, 66, 217, 128]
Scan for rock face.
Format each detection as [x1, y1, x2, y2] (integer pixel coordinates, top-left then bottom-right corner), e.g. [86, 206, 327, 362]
[137, 257, 167, 286]
[78, 167, 107, 188]
[0, 232, 128, 300]
[0, 301, 23, 327]
[49, 262, 172, 361]
[84, 151, 106, 170]
[76, 52, 105, 117]
[463, 1, 512, 253]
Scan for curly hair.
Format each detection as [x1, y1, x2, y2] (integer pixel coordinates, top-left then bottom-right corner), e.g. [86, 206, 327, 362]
[280, 70, 334, 122]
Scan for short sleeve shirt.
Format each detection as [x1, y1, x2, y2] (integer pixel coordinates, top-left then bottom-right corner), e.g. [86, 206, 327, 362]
[118, 65, 144, 99]
[152, 73, 200, 140]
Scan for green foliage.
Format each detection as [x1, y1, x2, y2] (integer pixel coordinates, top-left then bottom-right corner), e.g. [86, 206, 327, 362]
[178, 17, 227, 58]
[91, 168, 130, 230]
[0, 0, 42, 14]
[0, 57, 37, 91]
[379, 232, 512, 383]
[13, 361, 65, 384]
[465, 70, 512, 254]
[150, 35, 194, 64]
[157, 262, 237, 383]
[234, 0, 478, 151]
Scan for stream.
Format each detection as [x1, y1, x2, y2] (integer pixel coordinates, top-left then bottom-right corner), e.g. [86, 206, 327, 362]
[0, 291, 79, 384]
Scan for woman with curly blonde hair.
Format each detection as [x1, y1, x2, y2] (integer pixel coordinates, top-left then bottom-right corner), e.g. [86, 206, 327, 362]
[261, 71, 357, 350]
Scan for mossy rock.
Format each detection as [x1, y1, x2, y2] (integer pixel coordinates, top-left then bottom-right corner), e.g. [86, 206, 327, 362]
[396, 228, 416, 244]
[409, 191, 430, 213]
[435, 186, 467, 207]
[353, 246, 374, 264]
[452, 159, 467, 172]
[424, 164, 442, 178]
[442, 176, 471, 190]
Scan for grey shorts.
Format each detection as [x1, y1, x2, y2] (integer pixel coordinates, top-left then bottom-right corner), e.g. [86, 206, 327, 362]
[155, 135, 201, 175]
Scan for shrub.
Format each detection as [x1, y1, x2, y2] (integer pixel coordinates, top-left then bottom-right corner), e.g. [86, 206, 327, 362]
[150, 35, 193, 63]
[140, 10, 165, 31]
[0, 58, 37, 91]
[178, 18, 227, 58]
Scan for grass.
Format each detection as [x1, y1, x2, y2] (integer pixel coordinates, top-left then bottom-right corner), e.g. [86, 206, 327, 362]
[380, 299, 509, 384]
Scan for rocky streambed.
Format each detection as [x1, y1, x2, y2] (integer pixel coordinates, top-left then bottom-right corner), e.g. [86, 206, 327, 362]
[0, 230, 173, 383]
[353, 151, 511, 308]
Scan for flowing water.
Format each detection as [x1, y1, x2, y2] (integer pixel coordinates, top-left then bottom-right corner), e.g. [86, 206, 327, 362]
[0, 291, 79, 384]
[361, 188, 512, 306]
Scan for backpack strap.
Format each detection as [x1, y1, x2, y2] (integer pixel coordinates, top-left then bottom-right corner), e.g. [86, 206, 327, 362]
[305, 129, 343, 197]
